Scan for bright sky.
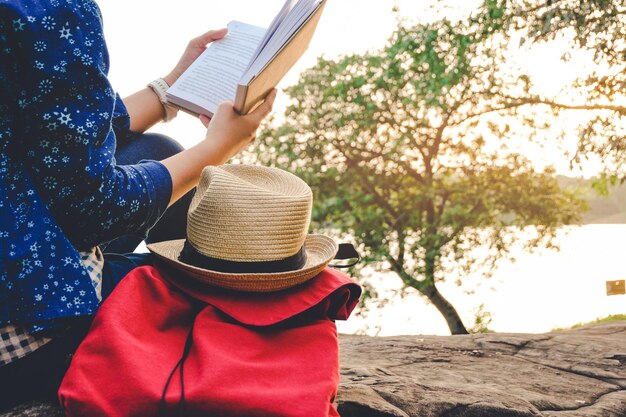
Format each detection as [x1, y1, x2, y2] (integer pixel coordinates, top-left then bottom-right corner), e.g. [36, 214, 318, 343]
[98, 0, 598, 176]
[97, 0, 480, 147]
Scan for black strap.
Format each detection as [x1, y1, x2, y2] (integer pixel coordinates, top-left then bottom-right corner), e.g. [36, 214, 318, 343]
[329, 243, 361, 269]
[159, 326, 194, 417]
[179, 241, 307, 274]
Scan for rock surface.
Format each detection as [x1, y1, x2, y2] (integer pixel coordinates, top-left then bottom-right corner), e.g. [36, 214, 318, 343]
[336, 321, 626, 417]
[3, 321, 625, 417]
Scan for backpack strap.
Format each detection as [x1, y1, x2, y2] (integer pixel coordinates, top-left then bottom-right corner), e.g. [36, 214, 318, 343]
[160, 326, 194, 417]
[329, 243, 360, 269]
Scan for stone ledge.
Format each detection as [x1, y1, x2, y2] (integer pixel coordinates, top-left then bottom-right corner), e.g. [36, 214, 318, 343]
[3, 321, 625, 417]
[336, 321, 626, 417]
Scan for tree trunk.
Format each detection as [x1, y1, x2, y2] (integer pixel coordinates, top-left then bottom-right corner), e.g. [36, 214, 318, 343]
[421, 283, 469, 335]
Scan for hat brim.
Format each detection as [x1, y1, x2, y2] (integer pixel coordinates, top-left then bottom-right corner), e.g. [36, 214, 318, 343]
[147, 235, 338, 292]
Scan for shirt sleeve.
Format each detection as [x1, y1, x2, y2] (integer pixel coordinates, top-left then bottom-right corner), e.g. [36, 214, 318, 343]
[2, 1, 172, 250]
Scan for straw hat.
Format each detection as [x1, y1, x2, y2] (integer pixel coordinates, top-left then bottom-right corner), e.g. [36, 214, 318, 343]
[148, 165, 338, 292]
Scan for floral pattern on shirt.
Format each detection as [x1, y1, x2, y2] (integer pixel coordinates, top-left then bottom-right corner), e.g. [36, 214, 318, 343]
[0, 0, 172, 332]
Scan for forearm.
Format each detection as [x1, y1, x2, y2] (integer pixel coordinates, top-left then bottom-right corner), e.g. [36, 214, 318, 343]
[124, 28, 230, 133]
[160, 139, 230, 206]
[123, 28, 230, 133]
[123, 74, 178, 133]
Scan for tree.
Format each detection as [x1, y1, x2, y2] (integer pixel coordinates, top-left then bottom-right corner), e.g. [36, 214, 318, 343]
[501, 0, 626, 184]
[256, 2, 587, 334]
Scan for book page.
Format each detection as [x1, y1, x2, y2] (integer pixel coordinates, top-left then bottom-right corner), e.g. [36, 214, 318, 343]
[247, 0, 297, 67]
[166, 21, 266, 116]
[274, 0, 321, 46]
[241, 0, 322, 84]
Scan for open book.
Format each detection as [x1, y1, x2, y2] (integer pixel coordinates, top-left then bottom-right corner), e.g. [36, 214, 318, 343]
[166, 0, 326, 117]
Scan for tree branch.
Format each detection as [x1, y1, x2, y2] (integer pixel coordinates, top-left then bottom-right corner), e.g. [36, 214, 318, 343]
[385, 251, 427, 291]
[450, 94, 626, 127]
[506, 95, 626, 114]
[343, 154, 400, 223]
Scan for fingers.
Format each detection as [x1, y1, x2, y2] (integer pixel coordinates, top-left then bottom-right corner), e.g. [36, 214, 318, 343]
[199, 114, 212, 128]
[193, 28, 228, 47]
[217, 100, 235, 115]
[247, 89, 277, 125]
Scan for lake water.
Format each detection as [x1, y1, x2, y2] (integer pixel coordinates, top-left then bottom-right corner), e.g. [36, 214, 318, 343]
[336, 224, 626, 336]
[136, 224, 624, 335]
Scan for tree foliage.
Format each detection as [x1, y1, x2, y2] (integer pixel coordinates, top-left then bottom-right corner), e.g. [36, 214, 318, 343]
[256, 2, 588, 334]
[503, 0, 626, 183]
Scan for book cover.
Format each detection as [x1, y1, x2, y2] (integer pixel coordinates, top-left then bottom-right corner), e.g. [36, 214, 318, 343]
[235, 0, 326, 114]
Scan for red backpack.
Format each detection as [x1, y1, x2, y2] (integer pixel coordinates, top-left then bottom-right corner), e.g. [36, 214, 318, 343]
[58, 265, 361, 417]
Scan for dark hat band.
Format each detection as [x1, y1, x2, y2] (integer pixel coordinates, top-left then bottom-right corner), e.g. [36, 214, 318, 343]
[179, 240, 308, 274]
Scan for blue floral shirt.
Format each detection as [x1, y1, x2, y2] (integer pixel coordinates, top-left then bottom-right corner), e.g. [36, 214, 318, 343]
[0, 0, 172, 332]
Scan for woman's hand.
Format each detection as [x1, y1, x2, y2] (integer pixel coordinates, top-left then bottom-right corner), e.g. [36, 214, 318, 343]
[123, 29, 228, 132]
[163, 28, 228, 86]
[201, 89, 278, 165]
[160, 89, 277, 206]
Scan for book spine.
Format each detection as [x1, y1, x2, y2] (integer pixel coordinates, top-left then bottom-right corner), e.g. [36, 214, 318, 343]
[234, 84, 249, 115]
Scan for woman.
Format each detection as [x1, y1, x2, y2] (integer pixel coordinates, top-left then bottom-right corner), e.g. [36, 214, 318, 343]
[0, 0, 275, 410]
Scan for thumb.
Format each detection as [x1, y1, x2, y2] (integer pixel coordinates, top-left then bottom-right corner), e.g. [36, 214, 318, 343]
[247, 89, 277, 124]
[194, 28, 228, 47]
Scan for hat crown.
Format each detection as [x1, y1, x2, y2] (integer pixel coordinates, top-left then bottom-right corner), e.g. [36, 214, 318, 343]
[186, 165, 312, 263]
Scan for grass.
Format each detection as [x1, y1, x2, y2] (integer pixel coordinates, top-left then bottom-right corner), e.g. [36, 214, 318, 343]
[552, 314, 626, 332]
